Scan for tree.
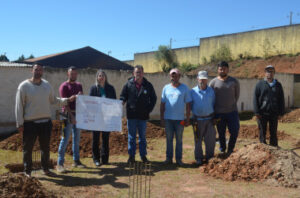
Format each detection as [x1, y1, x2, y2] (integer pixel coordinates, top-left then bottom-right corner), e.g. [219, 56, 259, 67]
[17, 54, 25, 62]
[155, 45, 178, 72]
[0, 53, 9, 62]
[28, 54, 34, 59]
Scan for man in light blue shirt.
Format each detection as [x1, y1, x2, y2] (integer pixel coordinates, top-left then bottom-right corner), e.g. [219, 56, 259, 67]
[190, 71, 216, 166]
[160, 68, 191, 166]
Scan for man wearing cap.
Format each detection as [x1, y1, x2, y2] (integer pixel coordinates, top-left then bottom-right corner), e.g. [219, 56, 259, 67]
[160, 68, 192, 166]
[209, 61, 240, 155]
[15, 63, 76, 177]
[253, 65, 285, 146]
[190, 71, 216, 166]
[120, 65, 157, 163]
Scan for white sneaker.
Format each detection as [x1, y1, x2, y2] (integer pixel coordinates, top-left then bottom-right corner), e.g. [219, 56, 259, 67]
[56, 165, 66, 173]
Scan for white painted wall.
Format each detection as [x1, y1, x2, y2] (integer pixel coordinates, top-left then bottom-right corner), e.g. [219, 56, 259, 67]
[0, 66, 294, 132]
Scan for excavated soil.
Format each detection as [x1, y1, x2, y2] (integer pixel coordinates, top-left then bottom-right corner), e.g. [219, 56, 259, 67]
[200, 143, 300, 188]
[237, 124, 290, 140]
[279, 108, 300, 123]
[0, 119, 165, 158]
[0, 172, 57, 198]
[187, 54, 300, 78]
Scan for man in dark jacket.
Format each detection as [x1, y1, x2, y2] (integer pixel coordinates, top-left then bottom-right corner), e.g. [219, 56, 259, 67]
[253, 65, 285, 146]
[120, 65, 157, 163]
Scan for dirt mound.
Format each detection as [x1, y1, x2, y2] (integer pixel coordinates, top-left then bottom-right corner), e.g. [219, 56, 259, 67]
[237, 124, 289, 140]
[0, 172, 57, 198]
[279, 108, 300, 123]
[0, 119, 165, 158]
[200, 143, 300, 188]
[188, 54, 300, 78]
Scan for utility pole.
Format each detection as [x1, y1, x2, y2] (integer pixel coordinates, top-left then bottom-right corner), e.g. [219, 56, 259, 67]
[169, 38, 172, 49]
[290, 11, 293, 25]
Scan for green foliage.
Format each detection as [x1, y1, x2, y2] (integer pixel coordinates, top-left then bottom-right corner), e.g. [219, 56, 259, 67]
[28, 54, 34, 59]
[201, 56, 208, 64]
[0, 53, 9, 62]
[17, 54, 25, 62]
[155, 45, 178, 72]
[179, 62, 198, 72]
[210, 45, 232, 63]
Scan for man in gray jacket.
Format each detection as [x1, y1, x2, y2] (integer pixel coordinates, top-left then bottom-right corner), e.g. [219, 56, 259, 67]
[15, 63, 76, 177]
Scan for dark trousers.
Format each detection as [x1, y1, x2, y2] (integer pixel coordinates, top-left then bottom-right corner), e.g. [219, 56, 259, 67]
[215, 111, 240, 152]
[23, 120, 52, 174]
[92, 131, 110, 163]
[257, 115, 278, 146]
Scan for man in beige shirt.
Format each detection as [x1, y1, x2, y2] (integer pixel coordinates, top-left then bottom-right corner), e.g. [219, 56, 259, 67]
[15, 63, 76, 177]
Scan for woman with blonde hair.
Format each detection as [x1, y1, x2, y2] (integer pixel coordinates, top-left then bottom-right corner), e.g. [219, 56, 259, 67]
[89, 70, 116, 166]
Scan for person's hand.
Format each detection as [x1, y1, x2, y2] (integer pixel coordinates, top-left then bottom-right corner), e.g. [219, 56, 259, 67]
[18, 126, 24, 133]
[160, 119, 165, 127]
[68, 95, 76, 102]
[255, 114, 261, 120]
[185, 119, 190, 127]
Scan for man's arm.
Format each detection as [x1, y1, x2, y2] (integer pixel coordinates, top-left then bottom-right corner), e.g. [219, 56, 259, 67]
[160, 102, 165, 127]
[148, 84, 157, 113]
[235, 79, 240, 102]
[120, 83, 128, 105]
[278, 83, 285, 117]
[185, 102, 191, 126]
[253, 83, 261, 119]
[15, 88, 24, 132]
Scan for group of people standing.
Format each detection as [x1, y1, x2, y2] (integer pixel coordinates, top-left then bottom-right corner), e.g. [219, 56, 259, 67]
[15, 61, 285, 177]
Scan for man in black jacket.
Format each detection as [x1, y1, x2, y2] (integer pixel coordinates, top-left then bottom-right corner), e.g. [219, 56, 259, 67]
[253, 65, 285, 146]
[120, 65, 157, 163]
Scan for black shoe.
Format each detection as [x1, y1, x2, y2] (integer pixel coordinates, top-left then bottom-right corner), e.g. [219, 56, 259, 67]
[43, 170, 57, 177]
[73, 160, 86, 168]
[141, 156, 149, 163]
[127, 156, 135, 164]
[176, 160, 184, 166]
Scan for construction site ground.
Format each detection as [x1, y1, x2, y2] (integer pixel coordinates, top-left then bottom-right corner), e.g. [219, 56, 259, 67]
[0, 111, 300, 198]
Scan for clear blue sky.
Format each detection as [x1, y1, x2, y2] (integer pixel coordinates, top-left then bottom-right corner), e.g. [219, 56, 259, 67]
[1, 0, 300, 61]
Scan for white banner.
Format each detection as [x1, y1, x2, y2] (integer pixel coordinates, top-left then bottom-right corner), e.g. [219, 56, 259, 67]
[76, 95, 122, 132]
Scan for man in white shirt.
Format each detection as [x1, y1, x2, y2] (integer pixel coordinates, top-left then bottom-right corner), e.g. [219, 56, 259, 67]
[15, 63, 76, 177]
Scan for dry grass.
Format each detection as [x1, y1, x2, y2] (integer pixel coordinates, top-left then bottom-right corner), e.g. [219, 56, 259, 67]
[0, 121, 299, 197]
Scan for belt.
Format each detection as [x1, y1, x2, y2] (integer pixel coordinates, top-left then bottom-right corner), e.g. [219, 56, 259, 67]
[194, 113, 214, 119]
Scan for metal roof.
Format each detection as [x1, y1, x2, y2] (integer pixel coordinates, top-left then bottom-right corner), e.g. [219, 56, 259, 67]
[0, 62, 32, 67]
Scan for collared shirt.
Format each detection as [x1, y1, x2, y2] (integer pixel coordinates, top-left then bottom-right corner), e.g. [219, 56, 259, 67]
[161, 83, 192, 120]
[265, 78, 276, 87]
[134, 78, 142, 91]
[190, 86, 215, 120]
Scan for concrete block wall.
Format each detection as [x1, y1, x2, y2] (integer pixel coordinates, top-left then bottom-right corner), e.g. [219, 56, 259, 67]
[0, 67, 294, 132]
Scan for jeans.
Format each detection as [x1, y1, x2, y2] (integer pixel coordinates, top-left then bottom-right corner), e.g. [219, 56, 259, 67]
[165, 120, 184, 161]
[23, 120, 52, 174]
[215, 111, 240, 152]
[127, 119, 147, 157]
[92, 131, 110, 163]
[257, 115, 278, 146]
[58, 122, 81, 165]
